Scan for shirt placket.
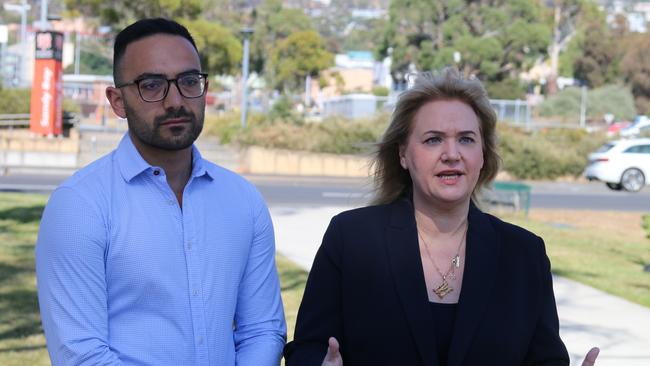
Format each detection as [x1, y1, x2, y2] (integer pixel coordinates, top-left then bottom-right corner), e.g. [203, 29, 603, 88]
[180, 179, 210, 364]
[152, 169, 209, 364]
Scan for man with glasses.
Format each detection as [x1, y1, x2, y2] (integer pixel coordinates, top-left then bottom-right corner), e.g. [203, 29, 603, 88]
[36, 18, 286, 365]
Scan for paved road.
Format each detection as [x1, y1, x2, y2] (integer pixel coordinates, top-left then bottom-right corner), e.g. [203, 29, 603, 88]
[4, 172, 648, 211]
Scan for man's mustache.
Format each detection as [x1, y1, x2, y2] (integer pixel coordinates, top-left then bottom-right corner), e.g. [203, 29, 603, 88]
[154, 108, 196, 126]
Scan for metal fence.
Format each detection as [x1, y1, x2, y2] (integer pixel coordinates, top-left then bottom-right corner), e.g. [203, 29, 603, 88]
[320, 94, 531, 126]
[490, 99, 531, 128]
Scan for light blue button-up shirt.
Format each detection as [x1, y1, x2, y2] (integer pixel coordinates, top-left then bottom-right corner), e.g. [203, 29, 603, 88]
[36, 134, 286, 365]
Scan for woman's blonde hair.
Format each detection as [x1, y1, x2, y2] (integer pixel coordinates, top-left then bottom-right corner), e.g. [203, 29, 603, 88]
[371, 68, 501, 205]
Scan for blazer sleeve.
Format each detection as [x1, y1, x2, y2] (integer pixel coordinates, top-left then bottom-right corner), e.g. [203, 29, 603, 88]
[284, 215, 344, 366]
[523, 237, 570, 366]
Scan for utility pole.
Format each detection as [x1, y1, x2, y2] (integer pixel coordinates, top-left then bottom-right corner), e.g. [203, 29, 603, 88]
[580, 84, 587, 129]
[240, 28, 253, 128]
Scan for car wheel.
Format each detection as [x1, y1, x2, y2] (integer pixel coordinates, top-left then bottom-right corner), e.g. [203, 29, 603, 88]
[621, 168, 645, 192]
[606, 182, 623, 191]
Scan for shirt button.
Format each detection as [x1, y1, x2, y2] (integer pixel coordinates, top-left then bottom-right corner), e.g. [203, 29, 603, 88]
[153, 170, 160, 176]
[187, 242, 192, 250]
[197, 337, 204, 345]
[193, 289, 199, 296]
[167, 199, 175, 205]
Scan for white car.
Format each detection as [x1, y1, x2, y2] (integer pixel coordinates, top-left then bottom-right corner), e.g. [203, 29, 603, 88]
[584, 138, 650, 192]
[619, 116, 650, 137]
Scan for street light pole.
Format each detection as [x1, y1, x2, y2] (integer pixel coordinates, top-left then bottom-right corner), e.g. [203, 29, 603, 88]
[240, 27, 253, 128]
[40, 0, 49, 30]
[74, 33, 81, 74]
[3, 1, 31, 86]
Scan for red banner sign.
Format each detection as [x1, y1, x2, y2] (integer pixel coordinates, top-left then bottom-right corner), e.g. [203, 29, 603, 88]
[30, 31, 64, 136]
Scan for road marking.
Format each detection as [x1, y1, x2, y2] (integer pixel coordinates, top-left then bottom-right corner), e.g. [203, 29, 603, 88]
[322, 191, 366, 198]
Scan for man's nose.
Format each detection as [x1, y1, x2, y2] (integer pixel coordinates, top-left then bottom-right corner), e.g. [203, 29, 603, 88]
[163, 81, 184, 108]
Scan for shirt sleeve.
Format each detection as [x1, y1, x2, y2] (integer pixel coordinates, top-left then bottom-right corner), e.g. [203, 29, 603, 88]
[35, 187, 123, 365]
[234, 186, 287, 365]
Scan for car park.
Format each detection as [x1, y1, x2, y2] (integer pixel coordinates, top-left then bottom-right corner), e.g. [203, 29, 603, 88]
[584, 138, 650, 192]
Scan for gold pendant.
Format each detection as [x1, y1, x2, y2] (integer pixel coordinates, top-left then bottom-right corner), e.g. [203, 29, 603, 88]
[433, 279, 453, 299]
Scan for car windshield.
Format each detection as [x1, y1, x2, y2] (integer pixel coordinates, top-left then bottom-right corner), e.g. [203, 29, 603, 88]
[630, 116, 650, 127]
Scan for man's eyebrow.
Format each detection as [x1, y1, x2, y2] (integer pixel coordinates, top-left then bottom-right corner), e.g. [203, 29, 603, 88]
[134, 72, 166, 80]
[134, 69, 202, 80]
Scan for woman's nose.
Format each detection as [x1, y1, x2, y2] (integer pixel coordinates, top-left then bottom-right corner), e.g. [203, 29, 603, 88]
[441, 141, 461, 162]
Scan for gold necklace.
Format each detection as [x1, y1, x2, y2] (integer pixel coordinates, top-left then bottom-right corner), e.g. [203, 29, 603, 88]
[417, 224, 467, 300]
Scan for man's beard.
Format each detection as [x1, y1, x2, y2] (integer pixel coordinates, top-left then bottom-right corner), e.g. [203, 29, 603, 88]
[124, 102, 204, 151]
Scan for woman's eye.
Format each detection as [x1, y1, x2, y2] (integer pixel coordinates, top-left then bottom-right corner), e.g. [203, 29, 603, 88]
[424, 136, 442, 144]
[459, 136, 475, 144]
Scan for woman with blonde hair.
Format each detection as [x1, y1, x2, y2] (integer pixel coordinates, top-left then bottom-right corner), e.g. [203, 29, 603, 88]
[285, 68, 599, 366]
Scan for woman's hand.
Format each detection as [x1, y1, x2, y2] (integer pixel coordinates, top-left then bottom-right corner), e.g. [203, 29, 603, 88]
[321, 337, 343, 366]
[581, 347, 600, 366]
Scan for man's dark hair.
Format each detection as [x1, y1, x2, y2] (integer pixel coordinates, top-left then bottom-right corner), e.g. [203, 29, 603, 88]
[113, 18, 198, 84]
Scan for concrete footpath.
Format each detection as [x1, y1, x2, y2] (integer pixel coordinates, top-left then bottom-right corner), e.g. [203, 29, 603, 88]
[270, 205, 650, 366]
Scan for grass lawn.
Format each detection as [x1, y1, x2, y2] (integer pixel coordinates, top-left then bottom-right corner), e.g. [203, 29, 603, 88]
[0, 192, 648, 364]
[502, 209, 650, 307]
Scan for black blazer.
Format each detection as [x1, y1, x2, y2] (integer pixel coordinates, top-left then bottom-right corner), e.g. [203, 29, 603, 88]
[284, 198, 569, 366]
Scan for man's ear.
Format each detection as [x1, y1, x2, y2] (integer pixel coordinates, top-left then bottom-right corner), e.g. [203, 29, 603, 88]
[106, 86, 127, 118]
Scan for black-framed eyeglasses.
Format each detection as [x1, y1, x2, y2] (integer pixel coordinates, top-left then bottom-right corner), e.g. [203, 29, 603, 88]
[116, 72, 209, 102]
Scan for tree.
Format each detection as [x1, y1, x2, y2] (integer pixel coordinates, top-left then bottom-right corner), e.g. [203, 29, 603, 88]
[570, 17, 620, 87]
[621, 33, 650, 113]
[545, 0, 583, 94]
[558, 2, 619, 87]
[310, 0, 388, 54]
[379, 0, 551, 86]
[64, 51, 112, 75]
[271, 30, 334, 92]
[64, 0, 202, 26]
[62, 1, 242, 77]
[250, 0, 314, 80]
[181, 19, 242, 76]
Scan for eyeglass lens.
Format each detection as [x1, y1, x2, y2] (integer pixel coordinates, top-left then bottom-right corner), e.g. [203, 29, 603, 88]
[138, 74, 206, 101]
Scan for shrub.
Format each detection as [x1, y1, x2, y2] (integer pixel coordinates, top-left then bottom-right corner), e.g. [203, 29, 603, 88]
[0, 88, 31, 114]
[642, 214, 650, 239]
[537, 84, 636, 122]
[485, 79, 527, 100]
[0, 88, 81, 116]
[536, 88, 581, 122]
[203, 111, 390, 155]
[498, 125, 607, 179]
[205, 109, 609, 181]
[269, 95, 302, 124]
[371, 86, 390, 97]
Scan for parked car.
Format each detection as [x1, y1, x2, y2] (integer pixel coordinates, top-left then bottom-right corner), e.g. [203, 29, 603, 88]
[606, 121, 631, 137]
[619, 115, 650, 137]
[584, 138, 650, 192]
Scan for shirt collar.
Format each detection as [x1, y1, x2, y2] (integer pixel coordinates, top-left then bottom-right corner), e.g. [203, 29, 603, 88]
[116, 133, 215, 182]
[189, 144, 214, 180]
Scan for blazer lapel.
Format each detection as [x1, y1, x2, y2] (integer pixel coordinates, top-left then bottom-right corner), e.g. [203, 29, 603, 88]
[447, 203, 500, 366]
[384, 199, 438, 366]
